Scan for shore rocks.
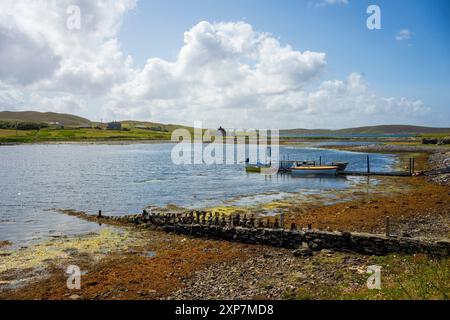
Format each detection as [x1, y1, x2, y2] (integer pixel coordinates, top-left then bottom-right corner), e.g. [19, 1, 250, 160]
[293, 243, 313, 257]
[88, 210, 450, 257]
[168, 248, 371, 300]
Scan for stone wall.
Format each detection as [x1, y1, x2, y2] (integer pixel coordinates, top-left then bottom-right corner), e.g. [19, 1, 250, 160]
[100, 211, 450, 256]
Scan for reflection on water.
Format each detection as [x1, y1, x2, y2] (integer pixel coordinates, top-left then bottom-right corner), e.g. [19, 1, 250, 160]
[0, 143, 396, 244]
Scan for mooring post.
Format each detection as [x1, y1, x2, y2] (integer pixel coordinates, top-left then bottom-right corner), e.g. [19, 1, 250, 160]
[308, 223, 312, 230]
[409, 158, 412, 176]
[412, 158, 415, 174]
[98, 210, 102, 218]
[385, 216, 391, 237]
[279, 212, 285, 229]
[367, 155, 371, 174]
[274, 218, 279, 229]
[319, 156, 322, 166]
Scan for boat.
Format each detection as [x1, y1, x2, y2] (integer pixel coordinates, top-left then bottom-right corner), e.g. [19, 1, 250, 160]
[291, 165, 338, 176]
[246, 165, 262, 173]
[330, 162, 349, 172]
[245, 164, 271, 173]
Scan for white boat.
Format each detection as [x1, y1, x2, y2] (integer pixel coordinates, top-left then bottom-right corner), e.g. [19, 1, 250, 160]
[291, 165, 338, 176]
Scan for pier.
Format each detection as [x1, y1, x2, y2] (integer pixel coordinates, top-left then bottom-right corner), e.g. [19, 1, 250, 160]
[337, 171, 411, 177]
[276, 156, 420, 177]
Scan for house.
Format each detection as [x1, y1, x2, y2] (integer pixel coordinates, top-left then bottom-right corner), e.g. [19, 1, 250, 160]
[49, 122, 64, 129]
[107, 121, 122, 130]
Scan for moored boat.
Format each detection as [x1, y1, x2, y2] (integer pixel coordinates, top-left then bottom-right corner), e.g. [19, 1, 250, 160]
[330, 162, 349, 172]
[245, 164, 271, 173]
[291, 165, 338, 176]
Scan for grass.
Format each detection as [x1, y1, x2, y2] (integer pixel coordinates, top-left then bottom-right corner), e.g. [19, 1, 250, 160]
[0, 128, 173, 143]
[421, 133, 450, 138]
[289, 254, 449, 300]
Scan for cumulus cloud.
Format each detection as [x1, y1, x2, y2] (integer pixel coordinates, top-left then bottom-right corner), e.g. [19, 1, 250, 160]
[0, 83, 24, 109]
[107, 21, 427, 128]
[0, 0, 136, 95]
[110, 21, 327, 110]
[0, 25, 61, 85]
[0, 1, 430, 128]
[29, 94, 87, 114]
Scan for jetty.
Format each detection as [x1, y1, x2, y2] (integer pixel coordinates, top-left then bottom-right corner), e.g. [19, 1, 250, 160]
[276, 156, 418, 177]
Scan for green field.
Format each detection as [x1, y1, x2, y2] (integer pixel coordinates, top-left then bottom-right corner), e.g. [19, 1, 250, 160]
[0, 127, 173, 143]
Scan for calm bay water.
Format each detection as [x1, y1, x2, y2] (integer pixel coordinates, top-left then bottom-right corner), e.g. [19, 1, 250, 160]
[0, 143, 397, 245]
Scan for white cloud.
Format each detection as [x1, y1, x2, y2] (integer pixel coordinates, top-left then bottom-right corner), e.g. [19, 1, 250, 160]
[0, 1, 430, 129]
[0, 0, 136, 95]
[396, 29, 412, 41]
[29, 94, 87, 114]
[0, 83, 24, 109]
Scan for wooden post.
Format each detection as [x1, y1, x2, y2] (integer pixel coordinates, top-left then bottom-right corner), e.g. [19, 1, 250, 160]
[367, 155, 371, 174]
[412, 158, 415, 174]
[385, 216, 391, 237]
[98, 210, 102, 218]
[279, 213, 285, 229]
[308, 223, 312, 230]
[319, 156, 322, 166]
[409, 158, 412, 176]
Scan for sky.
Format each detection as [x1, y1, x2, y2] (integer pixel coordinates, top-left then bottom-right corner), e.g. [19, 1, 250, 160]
[0, 0, 449, 129]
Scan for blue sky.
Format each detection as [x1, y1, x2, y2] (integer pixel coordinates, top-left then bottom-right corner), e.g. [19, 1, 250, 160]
[118, 0, 450, 126]
[1, 0, 449, 128]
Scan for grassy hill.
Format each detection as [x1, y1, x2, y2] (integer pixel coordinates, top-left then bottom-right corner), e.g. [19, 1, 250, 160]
[281, 125, 450, 136]
[1, 111, 449, 143]
[0, 111, 91, 126]
[0, 111, 191, 143]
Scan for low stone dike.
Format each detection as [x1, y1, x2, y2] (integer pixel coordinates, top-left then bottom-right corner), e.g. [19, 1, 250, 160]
[98, 211, 450, 257]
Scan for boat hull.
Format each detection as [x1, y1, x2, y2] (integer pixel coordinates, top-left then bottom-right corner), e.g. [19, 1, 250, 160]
[331, 162, 349, 172]
[291, 166, 338, 176]
[245, 166, 271, 173]
[246, 166, 262, 173]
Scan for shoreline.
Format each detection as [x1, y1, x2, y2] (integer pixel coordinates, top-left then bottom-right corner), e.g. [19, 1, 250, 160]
[318, 143, 450, 154]
[0, 139, 177, 146]
[0, 144, 449, 300]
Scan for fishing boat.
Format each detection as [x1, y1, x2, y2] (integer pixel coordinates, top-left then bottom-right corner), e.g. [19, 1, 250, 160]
[330, 162, 349, 172]
[291, 165, 338, 176]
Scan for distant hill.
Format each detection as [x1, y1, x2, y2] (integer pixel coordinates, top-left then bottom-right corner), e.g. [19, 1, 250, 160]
[0, 111, 91, 126]
[1, 112, 448, 136]
[281, 125, 450, 136]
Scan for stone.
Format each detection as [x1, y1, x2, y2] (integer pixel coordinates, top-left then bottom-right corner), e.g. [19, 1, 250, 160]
[293, 243, 313, 257]
[402, 232, 412, 238]
[291, 272, 308, 281]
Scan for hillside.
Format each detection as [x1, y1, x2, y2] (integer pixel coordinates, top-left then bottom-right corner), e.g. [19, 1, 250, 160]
[0, 111, 91, 126]
[281, 125, 450, 135]
[1, 111, 449, 136]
